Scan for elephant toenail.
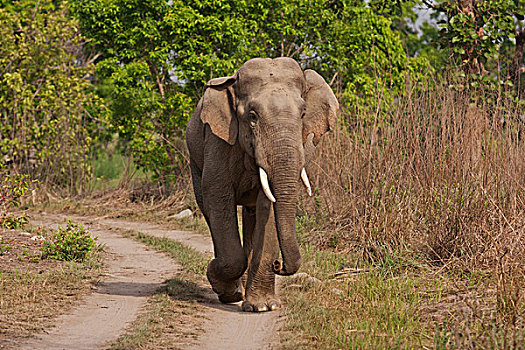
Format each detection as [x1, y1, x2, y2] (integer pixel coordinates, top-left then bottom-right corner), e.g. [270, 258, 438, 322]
[255, 304, 268, 312]
[241, 301, 254, 312]
[268, 301, 280, 311]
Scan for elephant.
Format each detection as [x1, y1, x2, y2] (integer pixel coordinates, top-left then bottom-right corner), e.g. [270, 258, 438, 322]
[186, 57, 338, 312]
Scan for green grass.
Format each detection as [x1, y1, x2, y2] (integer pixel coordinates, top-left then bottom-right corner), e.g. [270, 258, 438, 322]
[116, 228, 210, 275]
[135, 232, 210, 275]
[88, 149, 150, 191]
[280, 245, 445, 349]
[280, 243, 525, 349]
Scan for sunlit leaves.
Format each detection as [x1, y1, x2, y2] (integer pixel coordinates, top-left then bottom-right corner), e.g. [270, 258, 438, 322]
[0, 0, 104, 194]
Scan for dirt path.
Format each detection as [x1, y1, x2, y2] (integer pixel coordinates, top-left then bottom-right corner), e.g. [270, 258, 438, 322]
[21, 214, 280, 350]
[19, 217, 180, 350]
[93, 217, 281, 350]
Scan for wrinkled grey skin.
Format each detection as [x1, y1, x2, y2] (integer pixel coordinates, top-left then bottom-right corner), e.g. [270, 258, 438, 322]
[186, 57, 338, 312]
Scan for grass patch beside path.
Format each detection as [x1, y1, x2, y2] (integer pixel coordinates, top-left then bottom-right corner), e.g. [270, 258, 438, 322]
[115, 228, 210, 275]
[0, 245, 103, 341]
[280, 246, 434, 349]
[280, 245, 524, 349]
[108, 228, 210, 349]
[109, 288, 205, 350]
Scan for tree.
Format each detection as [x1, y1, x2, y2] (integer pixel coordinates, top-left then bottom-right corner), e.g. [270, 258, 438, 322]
[71, 0, 424, 182]
[70, 0, 250, 182]
[240, 0, 427, 109]
[369, 0, 447, 68]
[0, 0, 103, 194]
[422, 0, 524, 87]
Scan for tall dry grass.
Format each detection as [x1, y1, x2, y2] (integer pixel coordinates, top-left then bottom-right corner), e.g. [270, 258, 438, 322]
[308, 80, 524, 269]
[303, 79, 525, 338]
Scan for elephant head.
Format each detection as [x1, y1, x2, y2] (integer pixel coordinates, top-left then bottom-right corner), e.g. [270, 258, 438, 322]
[199, 57, 338, 276]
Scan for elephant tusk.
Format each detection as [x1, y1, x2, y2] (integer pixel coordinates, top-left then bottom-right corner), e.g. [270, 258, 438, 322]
[301, 168, 312, 197]
[259, 168, 276, 203]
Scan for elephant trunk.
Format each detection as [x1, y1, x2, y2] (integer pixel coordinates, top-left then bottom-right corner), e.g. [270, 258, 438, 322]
[272, 197, 301, 275]
[266, 136, 302, 276]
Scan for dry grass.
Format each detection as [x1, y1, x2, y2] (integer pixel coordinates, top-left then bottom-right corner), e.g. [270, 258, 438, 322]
[307, 83, 524, 267]
[0, 227, 104, 344]
[32, 175, 211, 235]
[296, 80, 525, 347]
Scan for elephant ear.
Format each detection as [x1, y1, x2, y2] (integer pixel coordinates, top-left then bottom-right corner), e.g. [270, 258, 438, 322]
[302, 69, 339, 146]
[200, 75, 237, 145]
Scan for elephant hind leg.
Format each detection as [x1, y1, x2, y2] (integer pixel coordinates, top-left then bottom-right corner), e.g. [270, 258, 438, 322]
[241, 206, 256, 289]
[189, 158, 205, 214]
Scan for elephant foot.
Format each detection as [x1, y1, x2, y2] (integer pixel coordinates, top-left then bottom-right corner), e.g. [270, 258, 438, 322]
[241, 299, 280, 312]
[218, 286, 243, 304]
[207, 269, 244, 304]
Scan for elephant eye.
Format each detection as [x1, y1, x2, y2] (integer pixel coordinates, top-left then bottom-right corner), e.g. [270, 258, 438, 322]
[249, 111, 258, 127]
[301, 112, 306, 119]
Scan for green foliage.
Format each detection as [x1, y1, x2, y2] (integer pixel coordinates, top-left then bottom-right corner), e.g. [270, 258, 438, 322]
[68, 0, 422, 179]
[0, 0, 105, 193]
[0, 215, 29, 230]
[0, 168, 35, 229]
[70, 0, 235, 181]
[370, 1, 448, 67]
[437, 0, 523, 69]
[424, 0, 525, 89]
[0, 238, 12, 255]
[327, 5, 428, 110]
[243, 0, 427, 109]
[41, 220, 97, 262]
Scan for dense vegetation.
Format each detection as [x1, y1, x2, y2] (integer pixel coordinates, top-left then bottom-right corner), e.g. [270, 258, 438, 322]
[1, 0, 524, 347]
[1, 0, 522, 186]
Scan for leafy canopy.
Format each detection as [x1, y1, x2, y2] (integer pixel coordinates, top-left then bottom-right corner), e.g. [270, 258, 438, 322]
[70, 0, 422, 180]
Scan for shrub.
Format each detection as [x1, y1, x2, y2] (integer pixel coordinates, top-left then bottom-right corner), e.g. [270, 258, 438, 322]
[0, 169, 35, 229]
[41, 220, 97, 262]
[0, 1, 104, 194]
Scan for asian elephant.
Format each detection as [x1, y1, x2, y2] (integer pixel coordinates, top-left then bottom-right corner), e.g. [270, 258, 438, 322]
[186, 57, 338, 312]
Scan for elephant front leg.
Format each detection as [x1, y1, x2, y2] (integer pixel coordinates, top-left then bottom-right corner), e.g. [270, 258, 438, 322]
[242, 191, 280, 312]
[202, 179, 246, 304]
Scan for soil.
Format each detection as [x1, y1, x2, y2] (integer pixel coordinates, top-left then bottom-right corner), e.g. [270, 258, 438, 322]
[5, 213, 281, 349]
[0, 227, 59, 272]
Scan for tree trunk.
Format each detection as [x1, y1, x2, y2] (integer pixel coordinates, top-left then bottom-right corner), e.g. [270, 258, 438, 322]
[511, 28, 525, 89]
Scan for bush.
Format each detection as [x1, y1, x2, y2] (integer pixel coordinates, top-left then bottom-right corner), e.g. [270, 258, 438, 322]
[0, 169, 35, 229]
[0, 1, 104, 194]
[41, 220, 97, 262]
